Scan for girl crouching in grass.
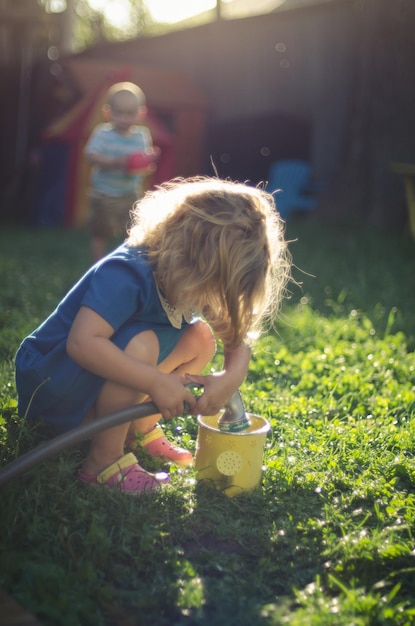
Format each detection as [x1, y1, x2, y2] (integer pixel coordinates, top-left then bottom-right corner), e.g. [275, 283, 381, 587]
[15, 177, 290, 495]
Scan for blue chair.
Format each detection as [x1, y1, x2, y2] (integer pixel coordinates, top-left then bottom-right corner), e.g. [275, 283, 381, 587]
[266, 159, 317, 218]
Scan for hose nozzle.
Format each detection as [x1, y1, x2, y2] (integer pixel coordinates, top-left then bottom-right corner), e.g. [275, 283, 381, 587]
[218, 390, 250, 433]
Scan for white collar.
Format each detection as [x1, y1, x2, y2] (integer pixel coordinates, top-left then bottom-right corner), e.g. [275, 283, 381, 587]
[155, 280, 194, 329]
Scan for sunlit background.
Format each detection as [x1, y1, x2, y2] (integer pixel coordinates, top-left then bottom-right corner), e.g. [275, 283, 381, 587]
[1, 0, 411, 234]
[85, 0, 217, 28]
[39, 0, 311, 50]
[45, 0, 291, 32]
[145, 0, 218, 24]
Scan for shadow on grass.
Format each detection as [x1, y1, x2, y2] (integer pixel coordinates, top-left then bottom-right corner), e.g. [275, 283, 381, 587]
[0, 425, 327, 626]
[2, 421, 414, 625]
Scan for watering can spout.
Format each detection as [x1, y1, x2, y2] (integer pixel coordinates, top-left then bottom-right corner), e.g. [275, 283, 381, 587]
[218, 390, 250, 433]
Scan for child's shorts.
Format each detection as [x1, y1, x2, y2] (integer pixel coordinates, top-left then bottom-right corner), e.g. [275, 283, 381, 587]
[87, 191, 139, 239]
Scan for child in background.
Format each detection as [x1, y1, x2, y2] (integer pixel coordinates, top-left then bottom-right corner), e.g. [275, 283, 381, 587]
[15, 177, 291, 496]
[85, 81, 159, 261]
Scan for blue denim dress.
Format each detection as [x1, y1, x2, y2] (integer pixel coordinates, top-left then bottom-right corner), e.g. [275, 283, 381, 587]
[15, 245, 190, 432]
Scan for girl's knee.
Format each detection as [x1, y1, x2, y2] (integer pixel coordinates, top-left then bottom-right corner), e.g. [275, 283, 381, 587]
[125, 330, 160, 365]
[188, 321, 216, 360]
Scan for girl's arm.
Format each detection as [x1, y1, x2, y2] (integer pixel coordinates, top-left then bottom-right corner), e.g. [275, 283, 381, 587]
[85, 151, 127, 169]
[67, 306, 196, 418]
[186, 342, 251, 417]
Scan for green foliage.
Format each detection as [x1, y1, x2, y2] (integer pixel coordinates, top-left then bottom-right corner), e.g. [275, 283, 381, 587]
[67, 0, 197, 52]
[0, 221, 415, 625]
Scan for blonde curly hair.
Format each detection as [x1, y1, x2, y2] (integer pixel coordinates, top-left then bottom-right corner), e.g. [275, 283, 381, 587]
[127, 177, 290, 348]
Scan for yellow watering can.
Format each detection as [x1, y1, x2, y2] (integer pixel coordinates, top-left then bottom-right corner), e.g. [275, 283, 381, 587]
[195, 395, 271, 498]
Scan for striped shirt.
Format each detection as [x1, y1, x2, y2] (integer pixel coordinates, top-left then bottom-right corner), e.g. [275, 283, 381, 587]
[86, 123, 152, 197]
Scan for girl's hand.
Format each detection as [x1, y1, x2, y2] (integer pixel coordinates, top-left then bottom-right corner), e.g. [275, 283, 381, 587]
[185, 341, 251, 416]
[147, 372, 197, 420]
[184, 373, 238, 417]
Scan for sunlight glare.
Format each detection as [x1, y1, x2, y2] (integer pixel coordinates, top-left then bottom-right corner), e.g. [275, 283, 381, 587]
[145, 0, 217, 24]
[87, 0, 131, 30]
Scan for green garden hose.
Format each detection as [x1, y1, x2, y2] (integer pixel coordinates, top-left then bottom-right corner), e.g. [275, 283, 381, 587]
[0, 400, 158, 487]
[0, 386, 246, 488]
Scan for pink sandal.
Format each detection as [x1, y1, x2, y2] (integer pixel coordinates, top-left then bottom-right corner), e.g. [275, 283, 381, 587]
[78, 452, 169, 495]
[128, 425, 193, 467]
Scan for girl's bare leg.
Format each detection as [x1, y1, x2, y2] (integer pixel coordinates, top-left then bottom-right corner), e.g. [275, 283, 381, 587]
[81, 321, 215, 475]
[127, 320, 216, 439]
[81, 330, 160, 476]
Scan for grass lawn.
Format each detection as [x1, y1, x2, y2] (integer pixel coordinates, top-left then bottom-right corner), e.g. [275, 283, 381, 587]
[0, 217, 415, 625]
